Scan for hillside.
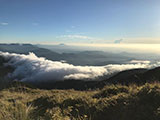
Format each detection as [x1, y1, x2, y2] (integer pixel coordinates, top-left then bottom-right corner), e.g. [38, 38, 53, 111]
[105, 67, 160, 85]
[0, 82, 160, 120]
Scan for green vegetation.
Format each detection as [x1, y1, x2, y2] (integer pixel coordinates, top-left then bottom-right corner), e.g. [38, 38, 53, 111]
[0, 82, 160, 120]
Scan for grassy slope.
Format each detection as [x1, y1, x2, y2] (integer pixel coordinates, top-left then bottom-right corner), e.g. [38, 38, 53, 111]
[0, 82, 160, 120]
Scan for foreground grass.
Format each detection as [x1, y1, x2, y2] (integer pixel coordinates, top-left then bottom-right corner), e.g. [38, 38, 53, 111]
[0, 83, 160, 120]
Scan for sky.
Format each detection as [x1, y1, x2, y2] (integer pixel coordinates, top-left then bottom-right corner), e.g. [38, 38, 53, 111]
[0, 0, 160, 44]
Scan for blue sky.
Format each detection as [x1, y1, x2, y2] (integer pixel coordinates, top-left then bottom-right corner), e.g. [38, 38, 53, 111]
[0, 0, 160, 44]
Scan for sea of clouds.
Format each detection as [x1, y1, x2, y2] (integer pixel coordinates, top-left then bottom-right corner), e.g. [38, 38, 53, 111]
[0, 51, 159, 83]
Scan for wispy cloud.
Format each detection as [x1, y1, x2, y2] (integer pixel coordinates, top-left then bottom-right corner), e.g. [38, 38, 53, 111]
[57, 35, 94, 40]
[0, 22, 8, 26]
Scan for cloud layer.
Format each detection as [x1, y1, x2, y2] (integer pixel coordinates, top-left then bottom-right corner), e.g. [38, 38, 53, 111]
[0, 51, 159, 83]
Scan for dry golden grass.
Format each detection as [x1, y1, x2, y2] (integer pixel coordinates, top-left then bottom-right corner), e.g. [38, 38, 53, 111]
[0, 82, 160, 120]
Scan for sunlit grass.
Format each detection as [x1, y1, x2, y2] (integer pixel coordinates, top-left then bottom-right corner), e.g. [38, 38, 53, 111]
[0, 82, 160, 120]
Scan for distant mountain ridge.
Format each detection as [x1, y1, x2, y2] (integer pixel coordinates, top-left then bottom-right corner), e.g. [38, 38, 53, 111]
[0, 43, 133, 66]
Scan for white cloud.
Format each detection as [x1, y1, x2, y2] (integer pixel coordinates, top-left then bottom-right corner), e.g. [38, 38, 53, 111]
[129, 60, 151, 64]
[0, 52, 106, 82]
[0, 51, 159, 83]
[0, 22, 8, 26]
